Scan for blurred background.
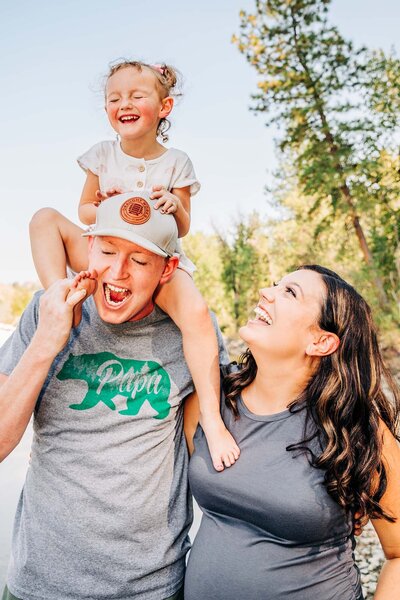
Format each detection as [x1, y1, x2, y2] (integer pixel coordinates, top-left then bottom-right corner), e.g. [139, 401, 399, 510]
[1, 1, 399, 597]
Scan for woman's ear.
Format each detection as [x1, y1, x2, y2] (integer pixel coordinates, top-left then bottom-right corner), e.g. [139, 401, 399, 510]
[306, 331, 340, 357]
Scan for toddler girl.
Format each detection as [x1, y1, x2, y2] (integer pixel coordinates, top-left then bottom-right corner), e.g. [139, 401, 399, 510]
[29, 60, 240, 471]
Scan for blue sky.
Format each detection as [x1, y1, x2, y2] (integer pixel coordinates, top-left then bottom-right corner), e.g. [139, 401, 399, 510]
[1, 0, 399, 282]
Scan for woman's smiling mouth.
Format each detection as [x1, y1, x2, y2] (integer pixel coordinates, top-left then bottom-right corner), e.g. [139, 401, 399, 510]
[254, 305, 273, 325]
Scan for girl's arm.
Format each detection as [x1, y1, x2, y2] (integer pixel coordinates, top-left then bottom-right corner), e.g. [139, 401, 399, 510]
[184, 390, 200, 456]
[152, 185, 191, 237]
[371, 424, 400, 599]
[78, 170, 101, 225]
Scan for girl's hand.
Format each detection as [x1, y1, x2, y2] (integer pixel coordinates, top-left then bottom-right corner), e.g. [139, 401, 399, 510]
[151, 185, 181, 214]
[94, 188, 123, 206]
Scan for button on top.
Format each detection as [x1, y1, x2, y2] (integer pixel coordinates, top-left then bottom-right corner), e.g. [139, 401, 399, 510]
[138, 165, 145, 172]
[137, 181, 144, 188]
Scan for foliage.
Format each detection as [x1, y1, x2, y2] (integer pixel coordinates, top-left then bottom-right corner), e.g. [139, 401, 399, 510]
[182, 232, 233, 332]
[233, 0, 400, 317]
[183, 216, 270, 334]
[0, 283, 39, 325]
[215, 213, 270, 330]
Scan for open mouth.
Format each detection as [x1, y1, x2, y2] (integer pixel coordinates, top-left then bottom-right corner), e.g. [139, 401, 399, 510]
[119, 115, 139, 123]
[254, 305, 273, 325]
[103, 283, 131, 307]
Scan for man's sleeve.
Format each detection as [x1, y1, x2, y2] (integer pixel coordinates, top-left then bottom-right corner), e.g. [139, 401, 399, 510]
[0, 291, 42, 376]
[210, 312, 230, 366]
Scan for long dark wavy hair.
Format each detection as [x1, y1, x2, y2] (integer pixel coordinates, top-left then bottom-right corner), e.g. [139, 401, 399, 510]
[224, 265, 400, 525]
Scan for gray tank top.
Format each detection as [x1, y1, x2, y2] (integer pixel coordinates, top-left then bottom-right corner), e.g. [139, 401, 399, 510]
[185, 393, 363, 600]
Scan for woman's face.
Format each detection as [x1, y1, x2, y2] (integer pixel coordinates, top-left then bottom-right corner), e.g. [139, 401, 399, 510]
[240, 269, 327, 361]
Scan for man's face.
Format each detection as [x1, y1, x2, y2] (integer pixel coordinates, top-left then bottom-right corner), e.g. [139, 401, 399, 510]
[88, 236, 176, 324]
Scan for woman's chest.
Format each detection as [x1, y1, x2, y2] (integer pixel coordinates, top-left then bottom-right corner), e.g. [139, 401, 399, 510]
[190, 415, 352, 545]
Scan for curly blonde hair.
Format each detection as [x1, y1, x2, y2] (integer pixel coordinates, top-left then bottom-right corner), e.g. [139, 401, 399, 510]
[105, 59, 181, 142]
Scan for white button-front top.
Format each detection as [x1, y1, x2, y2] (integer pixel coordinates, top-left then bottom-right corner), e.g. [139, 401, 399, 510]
[77, 141, 201, 198]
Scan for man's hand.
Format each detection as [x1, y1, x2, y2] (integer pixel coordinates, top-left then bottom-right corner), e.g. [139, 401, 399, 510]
[34, 280, 87, 358]
[151, 185, 181, 214]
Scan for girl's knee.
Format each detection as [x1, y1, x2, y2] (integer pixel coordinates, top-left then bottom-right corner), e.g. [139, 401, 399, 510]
[29, 207, 62, 232]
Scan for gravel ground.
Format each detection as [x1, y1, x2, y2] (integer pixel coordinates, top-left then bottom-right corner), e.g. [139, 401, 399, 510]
[355, 523, 385, 599]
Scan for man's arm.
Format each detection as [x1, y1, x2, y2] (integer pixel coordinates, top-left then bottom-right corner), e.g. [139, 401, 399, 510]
[183, 391, 200, 456]
[0, 280, 87, 462]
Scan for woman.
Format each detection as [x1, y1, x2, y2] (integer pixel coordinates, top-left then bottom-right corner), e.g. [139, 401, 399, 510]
[184, 265, 400, 600]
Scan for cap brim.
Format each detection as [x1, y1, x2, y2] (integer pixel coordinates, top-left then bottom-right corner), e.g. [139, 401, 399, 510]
[82, 227, 169, 257]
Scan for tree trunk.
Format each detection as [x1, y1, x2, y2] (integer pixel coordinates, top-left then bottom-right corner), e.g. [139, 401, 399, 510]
[290, 10, 388, 307]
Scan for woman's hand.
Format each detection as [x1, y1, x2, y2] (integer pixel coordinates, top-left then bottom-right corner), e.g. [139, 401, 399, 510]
[151, 185, 181, 214]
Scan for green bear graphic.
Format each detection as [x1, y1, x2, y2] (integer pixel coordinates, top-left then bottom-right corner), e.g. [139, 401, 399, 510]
[57, 352, 171, 419]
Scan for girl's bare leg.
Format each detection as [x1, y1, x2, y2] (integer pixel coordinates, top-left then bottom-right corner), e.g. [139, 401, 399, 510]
[29, 208, 94, 325]
[156, 269, 240, 471]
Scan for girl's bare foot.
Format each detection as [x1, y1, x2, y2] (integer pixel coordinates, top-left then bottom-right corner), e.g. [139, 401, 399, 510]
[201, 413, 241, 471]
[68, 270, 98, 327]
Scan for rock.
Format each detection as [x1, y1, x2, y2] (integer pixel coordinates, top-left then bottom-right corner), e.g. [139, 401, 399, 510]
[354, 522, 385, 599]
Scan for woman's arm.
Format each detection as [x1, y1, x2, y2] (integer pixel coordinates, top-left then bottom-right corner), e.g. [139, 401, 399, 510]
[371, 424, 400, 599]
[184, 390, 200, 456]
[78, 170, 101, 225]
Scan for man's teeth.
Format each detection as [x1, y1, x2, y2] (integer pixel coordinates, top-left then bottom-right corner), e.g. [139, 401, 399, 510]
[254, 306, 273, 325]
[104, 283, 131, 306]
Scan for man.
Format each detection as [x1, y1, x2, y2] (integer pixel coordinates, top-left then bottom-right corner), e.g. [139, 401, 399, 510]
[0, 193, 227, 600]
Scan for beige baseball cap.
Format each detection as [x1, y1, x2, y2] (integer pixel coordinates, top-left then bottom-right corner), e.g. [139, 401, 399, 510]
[82, 191, 178, 258]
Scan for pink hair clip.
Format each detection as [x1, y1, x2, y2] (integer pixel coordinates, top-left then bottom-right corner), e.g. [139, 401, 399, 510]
[151, 64, 165, 76]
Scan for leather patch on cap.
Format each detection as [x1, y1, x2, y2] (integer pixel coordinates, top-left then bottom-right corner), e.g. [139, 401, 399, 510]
[120, 197, 151, 225]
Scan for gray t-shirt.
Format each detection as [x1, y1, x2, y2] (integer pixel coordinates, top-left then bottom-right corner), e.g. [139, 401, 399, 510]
[185, 392, 363, 600]
[0, 293, 227, 600]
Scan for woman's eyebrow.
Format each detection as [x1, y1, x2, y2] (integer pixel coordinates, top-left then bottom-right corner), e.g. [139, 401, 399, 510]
[284, 281, 304, 298]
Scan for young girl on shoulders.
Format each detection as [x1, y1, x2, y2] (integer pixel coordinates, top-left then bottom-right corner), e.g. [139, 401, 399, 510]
[30, 60, 239, 471]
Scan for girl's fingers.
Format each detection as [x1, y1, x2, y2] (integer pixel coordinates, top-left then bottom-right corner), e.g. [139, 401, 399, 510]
[161, 200, 177, 214]
[151, 191, 164, 201]
[154, 198, 167, 209]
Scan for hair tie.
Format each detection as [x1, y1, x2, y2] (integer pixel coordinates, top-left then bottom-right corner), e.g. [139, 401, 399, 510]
[151, 64, 165, 76]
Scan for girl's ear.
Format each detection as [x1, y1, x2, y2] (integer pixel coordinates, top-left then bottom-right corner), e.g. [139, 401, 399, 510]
[306, 331, 340, 357]
[159, 96, 174, 118]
